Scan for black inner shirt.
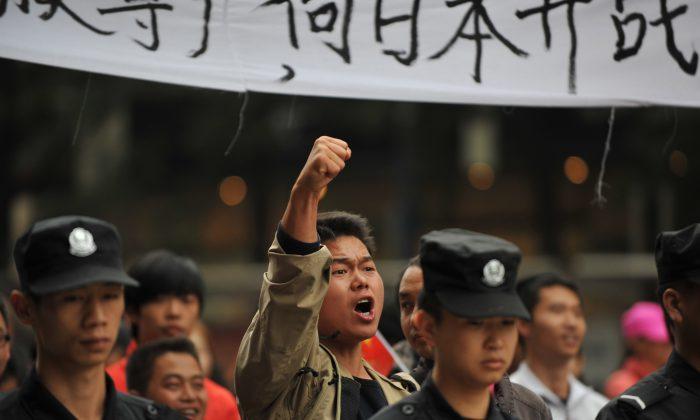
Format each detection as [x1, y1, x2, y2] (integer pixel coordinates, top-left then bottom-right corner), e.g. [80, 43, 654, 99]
[356, 377, 388, 418]
[340, 376, 389, 420]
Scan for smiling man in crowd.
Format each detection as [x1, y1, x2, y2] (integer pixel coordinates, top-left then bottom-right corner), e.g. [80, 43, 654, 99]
[511, 273, 607, 420]
[0, 216, 178, 419]
[106, 249, 239, 420]
[235, 136, 416, 419]
[127, 338, 207, 420]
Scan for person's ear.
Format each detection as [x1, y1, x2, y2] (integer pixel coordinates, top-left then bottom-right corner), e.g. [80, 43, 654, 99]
[663, 288, 684, 326]
[414, 309, 436, 348]
[10, 290, 35, 326]
[517, 319, 531, 339]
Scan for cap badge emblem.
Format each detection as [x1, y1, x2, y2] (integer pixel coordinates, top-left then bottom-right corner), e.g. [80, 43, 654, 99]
[68, 227, 97, 257]
[482, 259, 505, 287]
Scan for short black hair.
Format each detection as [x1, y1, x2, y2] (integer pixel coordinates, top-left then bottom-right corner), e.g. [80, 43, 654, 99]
[126, 337, 200, 395]
[417, 289, 443, 324]
[317, 211, 376, 255]
[126, 249, 205, 313]
[396, 255, 421, 306]
[516, 273, 583, 317]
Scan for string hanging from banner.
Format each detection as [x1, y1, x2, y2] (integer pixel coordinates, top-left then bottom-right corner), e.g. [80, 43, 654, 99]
[592, 107, 616, 208]
[72, 73, 92, 146]
[287, 95, 298, 129]
[225, 90, 250, 156]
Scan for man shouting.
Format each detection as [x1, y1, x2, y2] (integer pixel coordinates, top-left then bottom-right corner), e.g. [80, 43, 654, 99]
[235, 136, 416, 419]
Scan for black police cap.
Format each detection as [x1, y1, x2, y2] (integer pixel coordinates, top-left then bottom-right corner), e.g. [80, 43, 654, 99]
[656, 223, 700, 287]
[420, 228, 530, 320]
[13, 215, 138, 295]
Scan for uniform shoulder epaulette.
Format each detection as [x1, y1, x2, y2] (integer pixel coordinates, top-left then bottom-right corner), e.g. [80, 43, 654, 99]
[616, 373, 672, 412]
[390, 371, 420, 393]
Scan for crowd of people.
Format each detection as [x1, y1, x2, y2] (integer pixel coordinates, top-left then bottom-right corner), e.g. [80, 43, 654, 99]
[1, 136, 699, 419]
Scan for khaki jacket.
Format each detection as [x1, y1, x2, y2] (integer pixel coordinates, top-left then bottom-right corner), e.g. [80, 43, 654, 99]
[235, 237, 413, 420]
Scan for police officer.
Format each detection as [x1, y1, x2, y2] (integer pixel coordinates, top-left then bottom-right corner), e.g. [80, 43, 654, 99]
[597, 223, 700, 419]
[0, 216, 180, 419]
[371, 229, 551, 420]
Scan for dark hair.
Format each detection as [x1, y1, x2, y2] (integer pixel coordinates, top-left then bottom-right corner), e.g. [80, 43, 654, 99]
[126, 337, 200, 395]
[126, 249, 205, 313]
[417, 289, 443, 324]
[658, 280, 698, 344]
[516, 273, 583, 316]
[395, 255, 421, 306]
[317, 211, 376, 255]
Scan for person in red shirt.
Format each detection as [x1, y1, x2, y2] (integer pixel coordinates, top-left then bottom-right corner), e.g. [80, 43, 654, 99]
[107, 249, 240, 420]
[604, 301, 672, 398]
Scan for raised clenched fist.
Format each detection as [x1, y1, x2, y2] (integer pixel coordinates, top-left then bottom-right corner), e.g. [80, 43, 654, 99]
[293, 136, 352, 194]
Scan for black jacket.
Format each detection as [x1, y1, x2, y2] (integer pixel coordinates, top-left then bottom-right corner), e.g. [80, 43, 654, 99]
[398, 358, 551, 420]
[370, 375, 552, 420]
[0, 368, 182, 419]
[596, 351, 700, 420]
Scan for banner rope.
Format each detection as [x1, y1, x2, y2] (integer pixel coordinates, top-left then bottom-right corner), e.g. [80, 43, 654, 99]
[592, 107, 616, 208]
[224, 90, 250, 156]
[72, 73, 92, 146]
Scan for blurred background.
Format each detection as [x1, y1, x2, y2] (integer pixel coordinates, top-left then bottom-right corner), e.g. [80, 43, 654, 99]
[2, 57, 699, 392]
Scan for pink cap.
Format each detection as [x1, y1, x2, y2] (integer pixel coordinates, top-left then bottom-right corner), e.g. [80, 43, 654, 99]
[621, 302, 669, 343]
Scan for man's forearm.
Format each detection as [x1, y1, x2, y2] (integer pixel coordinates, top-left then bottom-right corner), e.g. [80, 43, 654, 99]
[280, 185, 322, 243]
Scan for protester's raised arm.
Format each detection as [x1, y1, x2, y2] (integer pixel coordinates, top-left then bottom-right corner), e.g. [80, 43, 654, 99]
[235, 136, 351, 418]
[280, 136, 351, 244]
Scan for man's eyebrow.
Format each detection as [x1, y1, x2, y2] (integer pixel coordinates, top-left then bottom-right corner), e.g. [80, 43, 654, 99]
[161, 374, 184, 382]
[331, 256, 374, 264]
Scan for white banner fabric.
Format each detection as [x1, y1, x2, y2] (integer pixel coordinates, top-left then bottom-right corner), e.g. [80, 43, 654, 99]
[1, 0, 699, 107]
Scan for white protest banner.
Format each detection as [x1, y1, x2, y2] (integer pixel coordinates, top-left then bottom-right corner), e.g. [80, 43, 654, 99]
[0, 0, 698, 107]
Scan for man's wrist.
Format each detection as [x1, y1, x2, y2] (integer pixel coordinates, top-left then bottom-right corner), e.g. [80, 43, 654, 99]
[277, 224, 321, 256]
[289, 184, 323, 205]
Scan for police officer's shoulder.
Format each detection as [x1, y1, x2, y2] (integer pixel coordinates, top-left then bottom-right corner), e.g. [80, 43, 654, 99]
[508, 382, 552, 419]
[597, 371, 671, 419]
[116, 392, 183, 419]
[370, 391, 425, 419]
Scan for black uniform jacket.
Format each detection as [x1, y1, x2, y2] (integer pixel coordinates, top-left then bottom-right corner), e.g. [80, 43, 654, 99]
[400, 359, 551, 420]
[370, 375, 551, 420]
[0, 368, 182, 419]
[596, 351, 700, 420]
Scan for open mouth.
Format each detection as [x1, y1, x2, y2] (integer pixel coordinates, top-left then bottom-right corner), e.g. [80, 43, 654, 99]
[353, 297, 375, 322]
[354, 298, 374, 315]
[561, 334, 581, 346]
[179, 407, 201, 418]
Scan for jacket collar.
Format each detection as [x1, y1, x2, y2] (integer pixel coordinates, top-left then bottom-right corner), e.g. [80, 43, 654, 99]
[493, 375, 516, 415]
[666, 350, 700, 397]
[18, 367, 119, 420]
[422, 375, 506, 420]
[324, 343, 406, 393]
